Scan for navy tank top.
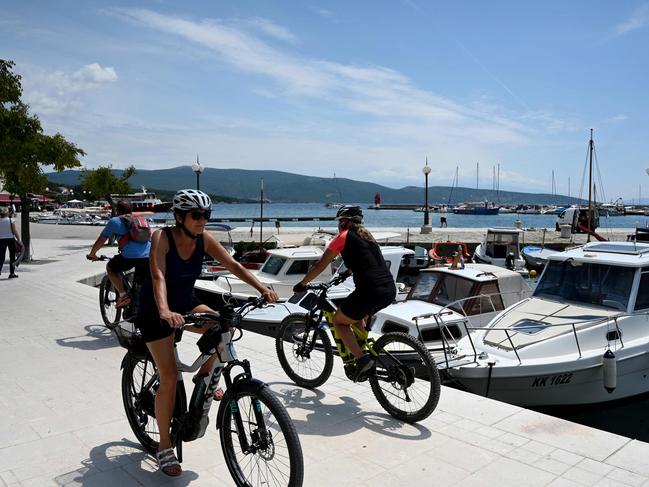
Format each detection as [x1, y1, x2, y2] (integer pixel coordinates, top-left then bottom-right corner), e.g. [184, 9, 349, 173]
[138, 227, 204, 316]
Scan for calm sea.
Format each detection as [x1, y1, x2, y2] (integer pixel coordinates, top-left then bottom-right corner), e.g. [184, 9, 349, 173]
[158, 202, 649, 229]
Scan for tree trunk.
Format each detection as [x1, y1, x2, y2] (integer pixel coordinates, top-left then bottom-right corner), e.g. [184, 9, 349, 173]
[20, 194, 31, 262]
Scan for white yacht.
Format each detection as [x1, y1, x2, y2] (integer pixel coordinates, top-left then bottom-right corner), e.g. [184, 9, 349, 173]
[444, 242, 649, 406]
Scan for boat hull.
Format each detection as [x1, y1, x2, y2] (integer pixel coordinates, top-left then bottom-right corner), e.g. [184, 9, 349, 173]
[452, 208, 499, 215]
[448, 351, 649, 406]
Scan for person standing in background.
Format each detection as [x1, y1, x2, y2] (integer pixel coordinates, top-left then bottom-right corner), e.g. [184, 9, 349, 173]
[0, 207, 21, 278]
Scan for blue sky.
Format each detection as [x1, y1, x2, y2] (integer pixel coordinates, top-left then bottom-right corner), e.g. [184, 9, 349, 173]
[2, 1, 649, 201]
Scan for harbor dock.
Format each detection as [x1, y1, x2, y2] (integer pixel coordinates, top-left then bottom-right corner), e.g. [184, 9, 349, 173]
[2, 224, 649, 486]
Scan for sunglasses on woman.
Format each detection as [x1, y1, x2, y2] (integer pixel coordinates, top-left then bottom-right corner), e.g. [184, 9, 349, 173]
[189, 210, 211, 221]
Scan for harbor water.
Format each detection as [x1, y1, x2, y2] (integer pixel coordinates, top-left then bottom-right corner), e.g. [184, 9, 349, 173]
[176, 202, 649, 230]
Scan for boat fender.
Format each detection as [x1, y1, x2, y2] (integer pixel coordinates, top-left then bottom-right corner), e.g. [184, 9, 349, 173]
[602, 349, 617, 393]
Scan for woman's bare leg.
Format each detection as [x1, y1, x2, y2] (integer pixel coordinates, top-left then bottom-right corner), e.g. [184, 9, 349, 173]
[146, 335, 178, 453]
[333, 309, 366, 359]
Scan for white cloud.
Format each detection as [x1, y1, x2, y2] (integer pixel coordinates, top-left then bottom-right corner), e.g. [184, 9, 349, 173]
[117, 9, 534, 148]
[245, 17, 297, 43]
[603, 114, 628, 124]
[72, 63, 118, 84]
[613, 4, 649, 36]
[21, 63, 118, 115]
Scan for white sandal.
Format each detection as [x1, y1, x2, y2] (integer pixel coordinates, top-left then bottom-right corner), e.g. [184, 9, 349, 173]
[156, 447, 181, 476]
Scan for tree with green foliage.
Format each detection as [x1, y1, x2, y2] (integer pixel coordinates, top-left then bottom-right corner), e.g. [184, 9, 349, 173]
[0, 59, 85, 260]
[81, 165, 136, 215]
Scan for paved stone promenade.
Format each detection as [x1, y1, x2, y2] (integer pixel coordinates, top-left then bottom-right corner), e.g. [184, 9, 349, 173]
[1, 235, 649, 486]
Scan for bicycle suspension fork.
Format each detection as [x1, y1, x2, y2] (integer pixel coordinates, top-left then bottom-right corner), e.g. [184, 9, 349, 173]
[221, 360, 270, 454]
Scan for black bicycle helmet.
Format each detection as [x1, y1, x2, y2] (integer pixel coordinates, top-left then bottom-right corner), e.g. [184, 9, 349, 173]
[335, 205, 363, 220]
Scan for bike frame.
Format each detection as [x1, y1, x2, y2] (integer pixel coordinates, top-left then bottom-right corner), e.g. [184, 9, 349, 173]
[126, 313, 271, 463]
[309, 291, 379, 366]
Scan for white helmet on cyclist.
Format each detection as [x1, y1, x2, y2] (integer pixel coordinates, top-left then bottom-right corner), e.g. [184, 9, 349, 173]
[172, 189, 212, 212]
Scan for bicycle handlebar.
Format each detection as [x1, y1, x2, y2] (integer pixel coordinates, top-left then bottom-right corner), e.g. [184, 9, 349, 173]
[87, 254, 110, 261]
[178, 296, 268, 329]
[302, 272, 350, 292]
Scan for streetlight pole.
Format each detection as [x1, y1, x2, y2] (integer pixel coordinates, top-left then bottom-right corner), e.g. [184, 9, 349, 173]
[192, 154, 204, 190]
[259, 178, 264, 249]
[421, 157, 432, 234]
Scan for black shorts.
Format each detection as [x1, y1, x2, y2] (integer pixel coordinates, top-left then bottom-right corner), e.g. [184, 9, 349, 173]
[339, 284, 396, 321]
[135, 295, 201, 343]
[107, 255, 149, 284]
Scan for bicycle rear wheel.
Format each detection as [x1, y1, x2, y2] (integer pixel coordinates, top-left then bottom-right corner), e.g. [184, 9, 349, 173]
[369, 332, 441, 423]
[122, 354, 160, 455]
[100, 275, 121, 329]
[219, 382, 304, 487]
[276, 314, 333, 388]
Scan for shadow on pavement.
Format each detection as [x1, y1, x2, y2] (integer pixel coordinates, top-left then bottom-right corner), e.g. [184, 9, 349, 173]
[269, 381, 432, 441]
[56, 323, 120, 351]
[54, 439, 198, 486]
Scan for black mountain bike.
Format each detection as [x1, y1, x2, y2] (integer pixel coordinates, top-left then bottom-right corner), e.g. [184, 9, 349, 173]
[276, 276, 441, 423]
[91, 255, 144, 329]
[120, 298, 304, 487]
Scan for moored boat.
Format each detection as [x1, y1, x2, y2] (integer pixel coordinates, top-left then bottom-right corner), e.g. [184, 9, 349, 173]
[444, 241, 649, 406]
[473, 228, 528, 276]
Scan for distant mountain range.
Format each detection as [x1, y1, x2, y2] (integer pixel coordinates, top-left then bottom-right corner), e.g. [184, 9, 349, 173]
[46, 166, 584, 205]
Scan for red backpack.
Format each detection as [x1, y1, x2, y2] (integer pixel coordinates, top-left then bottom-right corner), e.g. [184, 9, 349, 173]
[118, 215, 152, 248]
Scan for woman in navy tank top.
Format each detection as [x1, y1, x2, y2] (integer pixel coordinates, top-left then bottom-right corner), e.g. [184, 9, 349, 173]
[136, 189, 278, 476]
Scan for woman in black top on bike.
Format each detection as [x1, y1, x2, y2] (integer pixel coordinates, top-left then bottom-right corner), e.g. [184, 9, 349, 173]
[136, 189, 278, 477]
[293, 205, 396, 380]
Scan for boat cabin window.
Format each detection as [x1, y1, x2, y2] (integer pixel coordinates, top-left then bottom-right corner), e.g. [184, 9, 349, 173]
[634, 268, 649, 311]
[534, 261, 635, 310]
[409, 272, 441, 301]
[430, 274, 474, 312]
[285, 259, 317, 275]
[261, 256, 286, 275]
[467, 281, 505, 315]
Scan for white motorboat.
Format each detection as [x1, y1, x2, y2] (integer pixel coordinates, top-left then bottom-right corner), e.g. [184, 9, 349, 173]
[368, 264, 532, 351]
[473, 228, 528, 276]
[195, 244, 414, 305]
[520, 245, 561, 269]
[444, 241, 649, 406]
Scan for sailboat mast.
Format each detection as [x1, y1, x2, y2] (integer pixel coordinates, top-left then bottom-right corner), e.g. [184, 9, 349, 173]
[587, 129, 594, 240]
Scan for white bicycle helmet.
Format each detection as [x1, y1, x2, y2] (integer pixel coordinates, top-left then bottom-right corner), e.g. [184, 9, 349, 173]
[172, 189, 212, 211]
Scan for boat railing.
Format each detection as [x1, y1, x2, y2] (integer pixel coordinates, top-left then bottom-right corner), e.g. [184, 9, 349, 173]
[432, 306, 629, 369]
[411, 292, 509, 367]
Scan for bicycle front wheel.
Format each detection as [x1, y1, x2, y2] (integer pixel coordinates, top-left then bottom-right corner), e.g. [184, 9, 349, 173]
[369, 332, 441, 423]
[275, 313, 333, 388]
[220, 382, 304, 487]
[122, 354, 160, 455]
[100, 274, 121, 329]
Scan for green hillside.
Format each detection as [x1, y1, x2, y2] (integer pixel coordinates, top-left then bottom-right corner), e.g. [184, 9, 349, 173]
[46, 166, 583, 205]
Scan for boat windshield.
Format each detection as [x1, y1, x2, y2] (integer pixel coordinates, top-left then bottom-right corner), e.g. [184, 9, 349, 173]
[431, 274, 474, 312]
[409, 272, 441, 301]
[261, 256, 286, 275]
[534, 261, 635, 310]
[410, 272, 478, 313]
